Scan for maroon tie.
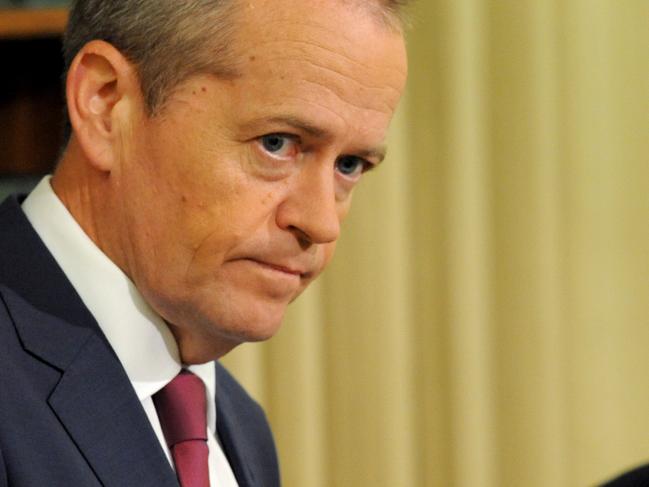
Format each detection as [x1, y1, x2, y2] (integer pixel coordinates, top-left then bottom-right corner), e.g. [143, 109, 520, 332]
[153, 370, 210, 487]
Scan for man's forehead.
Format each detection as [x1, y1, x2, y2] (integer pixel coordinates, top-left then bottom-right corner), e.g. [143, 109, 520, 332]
[205, 0, 407, 151]
[230, 0, 407, 102]
[233, 0, 406, 51]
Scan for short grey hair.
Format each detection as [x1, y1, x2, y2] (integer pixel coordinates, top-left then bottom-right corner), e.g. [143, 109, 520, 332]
[64, 0, 240, 115]
[62, 0, 409, 128]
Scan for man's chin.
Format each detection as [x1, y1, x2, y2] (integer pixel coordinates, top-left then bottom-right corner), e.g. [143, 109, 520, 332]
[157, 289, 291, 361]
[205, 298, 288, 344]
[233, 308, 287, 343]
[171, 313, 284, 363]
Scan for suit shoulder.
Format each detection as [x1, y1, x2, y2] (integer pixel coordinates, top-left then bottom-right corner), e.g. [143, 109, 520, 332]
[601, 464, 649, 486]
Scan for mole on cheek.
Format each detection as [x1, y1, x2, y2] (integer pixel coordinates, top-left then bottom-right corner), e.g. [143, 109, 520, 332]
[201, 87, 207, 93]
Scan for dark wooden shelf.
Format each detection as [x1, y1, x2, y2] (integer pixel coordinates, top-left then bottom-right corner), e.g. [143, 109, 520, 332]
[0, 36, 65, 175]
[0, 8, 68, 176]
[0, 8, 68, 39]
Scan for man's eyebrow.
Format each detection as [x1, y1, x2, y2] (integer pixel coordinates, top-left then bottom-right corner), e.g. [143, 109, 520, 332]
[263, 116, 329, 138]
[249, 115, 388, 163]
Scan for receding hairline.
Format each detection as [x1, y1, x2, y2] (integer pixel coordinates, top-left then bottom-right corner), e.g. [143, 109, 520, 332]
[152, 0, 408, 109]
[61, 0, 409, 124]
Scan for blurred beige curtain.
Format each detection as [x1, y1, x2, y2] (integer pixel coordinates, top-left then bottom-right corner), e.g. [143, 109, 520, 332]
[222, 1, 649, 486]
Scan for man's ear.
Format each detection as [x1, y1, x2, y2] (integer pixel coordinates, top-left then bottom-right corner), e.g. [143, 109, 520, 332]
[66, 40, 140, 172]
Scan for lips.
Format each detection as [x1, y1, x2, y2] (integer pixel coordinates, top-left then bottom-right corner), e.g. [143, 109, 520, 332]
[242, 258, 309, 278]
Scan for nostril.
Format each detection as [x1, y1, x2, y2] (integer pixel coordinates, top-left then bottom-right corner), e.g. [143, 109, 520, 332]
[289, 226, 313, 250]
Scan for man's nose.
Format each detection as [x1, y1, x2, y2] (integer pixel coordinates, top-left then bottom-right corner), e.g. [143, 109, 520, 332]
[275, 164, 341, 245]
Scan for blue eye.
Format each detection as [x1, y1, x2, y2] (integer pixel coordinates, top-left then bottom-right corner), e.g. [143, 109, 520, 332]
[259, 134, 298, 158]
[262, 135, 287, 153]
[335, 156, 366, 177]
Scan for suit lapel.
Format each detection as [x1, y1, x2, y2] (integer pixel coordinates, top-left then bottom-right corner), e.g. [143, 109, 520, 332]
[48, 335, 179, 487]
[1, 286, 179, 487]
[216, 400, 256, 487]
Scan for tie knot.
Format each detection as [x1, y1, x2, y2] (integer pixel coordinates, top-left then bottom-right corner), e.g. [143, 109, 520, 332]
[153, 370, 208, 447]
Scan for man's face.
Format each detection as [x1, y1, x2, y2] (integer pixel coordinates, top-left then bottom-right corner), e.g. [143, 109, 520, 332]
[116, 0, 407, 361]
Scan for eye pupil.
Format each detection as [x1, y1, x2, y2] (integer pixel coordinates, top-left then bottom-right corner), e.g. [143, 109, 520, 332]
[263, 135, 285, 152]
[337, 156, 360, 175]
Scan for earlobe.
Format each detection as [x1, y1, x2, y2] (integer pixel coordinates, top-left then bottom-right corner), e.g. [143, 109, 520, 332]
[66, 40, 136, 172]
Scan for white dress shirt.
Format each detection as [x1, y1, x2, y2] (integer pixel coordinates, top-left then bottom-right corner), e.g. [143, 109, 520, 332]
[22, 176, 239, 487]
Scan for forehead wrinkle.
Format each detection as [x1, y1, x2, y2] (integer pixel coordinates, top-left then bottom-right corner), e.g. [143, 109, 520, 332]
[241, 52, 401, 119]
[267, 52, 405, 97]
[252, 37, 407, 80]
[287, 91, 389, 133]
[250, 51, 402, 114]
[299, 77, 400, 117]
[262, 97, 348, 134]
[301, 59, 404, 101]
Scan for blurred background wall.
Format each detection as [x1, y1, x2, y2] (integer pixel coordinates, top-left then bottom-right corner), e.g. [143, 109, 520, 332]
[221, 1, 649, 486]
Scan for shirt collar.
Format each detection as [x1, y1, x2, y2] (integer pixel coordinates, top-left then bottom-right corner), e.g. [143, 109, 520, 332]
[22, 177, 217, 428]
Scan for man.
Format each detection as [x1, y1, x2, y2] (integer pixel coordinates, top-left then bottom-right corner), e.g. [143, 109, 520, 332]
[0, 0, 407, 485]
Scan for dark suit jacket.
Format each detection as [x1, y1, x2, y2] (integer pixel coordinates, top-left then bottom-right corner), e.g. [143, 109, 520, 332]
[0, 195, 280, 487]
[601, 465, 649, 486]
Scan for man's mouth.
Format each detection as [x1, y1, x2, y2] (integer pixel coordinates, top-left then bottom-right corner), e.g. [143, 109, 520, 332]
[243, 258, 307, 278]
